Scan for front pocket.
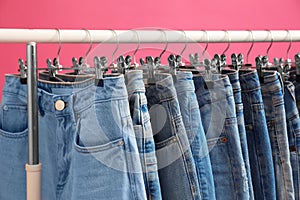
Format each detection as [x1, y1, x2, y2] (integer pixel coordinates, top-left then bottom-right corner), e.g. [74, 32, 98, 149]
[1, 104, 28, 133]
[74, 135, 125, 153]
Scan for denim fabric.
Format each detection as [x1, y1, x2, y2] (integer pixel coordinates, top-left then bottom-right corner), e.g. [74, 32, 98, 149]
[284, 81, 300, 200]
[222, 69, 254, 200]
[0, 74, 147, 200]
[125, 70, 162, 200]
[193, 74, 249, 200]
[261, 71, 295, 200]
[239, 69, 276, 200]
[174, 71, 215, 200]
[145, 73, 201, 200]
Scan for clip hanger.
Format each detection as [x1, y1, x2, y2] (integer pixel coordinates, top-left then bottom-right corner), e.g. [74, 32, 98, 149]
[94, 56, 108, 86]
[18, 58, 27, 84]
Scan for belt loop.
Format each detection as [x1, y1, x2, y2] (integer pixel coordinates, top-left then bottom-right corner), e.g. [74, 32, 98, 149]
[277, 71, 285, 95]
[37, 90, 44, 116]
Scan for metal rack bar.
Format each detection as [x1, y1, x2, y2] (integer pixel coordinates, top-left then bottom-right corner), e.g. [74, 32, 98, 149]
[0, 29, 299, 43]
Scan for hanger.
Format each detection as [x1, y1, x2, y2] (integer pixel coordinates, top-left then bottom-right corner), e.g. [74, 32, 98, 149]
[129, 30, 140, 69]
[72, 29, 93, 75]
[175, 29, 187, 68]
[214, 30, 230, 73]
[282, 30, 292, 81]
[244, 30, 255, 68]
[53, 29, 63, 71]
[108, 29, 119, 73]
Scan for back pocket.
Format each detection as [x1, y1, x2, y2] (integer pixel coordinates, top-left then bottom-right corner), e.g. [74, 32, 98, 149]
[1, 104, 28, 133]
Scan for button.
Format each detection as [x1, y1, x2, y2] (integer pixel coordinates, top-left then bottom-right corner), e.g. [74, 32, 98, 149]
[3, 105, 8, 111]
[55, 100, 65, 111]
[221, 137, 228, 143]
[118, 140, 124, 146]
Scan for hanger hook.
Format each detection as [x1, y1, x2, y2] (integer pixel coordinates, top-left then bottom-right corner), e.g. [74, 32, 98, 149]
[159, 29, 168, 59]
[82, 29, 93, 62]
[201, 30, 209, 59]
[179, 29, 187, 56]
[222, 30, 231, 55]
[246, 29, 254, 63]
[286, 30, 292, 59]
[55, 28, 62, 61]
[110, 29, 119, 64]
[132, 30, 140, 63]
[266, 30, 273, 57]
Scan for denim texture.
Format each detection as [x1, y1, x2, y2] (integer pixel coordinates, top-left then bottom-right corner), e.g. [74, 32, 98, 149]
[193, 74, 249, 200]
[0, 74, 146, 200]
[125, 70, 162, 200]
[239, 69, 276, 200]
[222, 69, 254, 200]
[261, 71, 295, 200]
[284, 81, 300, 200]
[174, 71, 215, 200]
[145, 73, 201, 200]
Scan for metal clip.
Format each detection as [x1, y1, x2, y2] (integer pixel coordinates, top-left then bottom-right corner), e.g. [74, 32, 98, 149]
[295, 53, 300, 76]
[18, 58, 27, 84]
[146, 56, 157, 84]
[94, 56, 107, 86]
[72, 57, 82, 75]
[117, 55, 128, 74]
[256, 56, 265, 82]
[168, 54, 177, 82]
[46, 58, 58, 78]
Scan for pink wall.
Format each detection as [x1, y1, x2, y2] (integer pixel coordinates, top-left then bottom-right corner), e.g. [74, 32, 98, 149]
[1, 0, 300, 97]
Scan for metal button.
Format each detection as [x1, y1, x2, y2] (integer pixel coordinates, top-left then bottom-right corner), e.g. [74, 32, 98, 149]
[3, 105, 8, 111]
[221, 137, 228, 143]
[55, 100, 65, 111]
[118, 140, 124, 146]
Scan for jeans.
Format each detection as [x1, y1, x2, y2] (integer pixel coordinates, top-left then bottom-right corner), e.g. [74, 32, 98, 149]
[239, 69, 276, 200]
[284, 81, 300, 200]
[193, 74, 249, 200]
[261, 71, 295, 200]
[174, 71, 215, 200]
[125, 70, 162, 200]
[222, 69, 254, 200]
[0, 74, 147, 200]
[145, 73, 201, 200]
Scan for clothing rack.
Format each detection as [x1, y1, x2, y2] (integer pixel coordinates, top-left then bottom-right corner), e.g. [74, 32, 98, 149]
[0, 28, 300, 200]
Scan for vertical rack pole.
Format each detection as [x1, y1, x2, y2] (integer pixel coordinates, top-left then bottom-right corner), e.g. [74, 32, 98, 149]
[25, 42, 42, 200]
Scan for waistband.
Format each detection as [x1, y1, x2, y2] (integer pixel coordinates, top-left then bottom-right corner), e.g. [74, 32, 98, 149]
[221, 69, 241, 92]
[238, 69, 261, 92]
[261, 70, 284, 94]
[174, 71, 195, 93]
[125, 70, 145, 95]
[39, 71, 94, 82]
[193, 73, 233, 103]
[145, 73, 177, 102]
[3, 74, 128, 114]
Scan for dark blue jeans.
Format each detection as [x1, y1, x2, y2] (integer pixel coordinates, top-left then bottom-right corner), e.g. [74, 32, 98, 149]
[222, 69, 254, 200]
[261, 71, 295, 199]
[193, 74, 249, 200]
[284, 81, 300, 200]
[175, 71, 215, 200]
[239, 69, 276, 200]
[145, 73, 201, 200]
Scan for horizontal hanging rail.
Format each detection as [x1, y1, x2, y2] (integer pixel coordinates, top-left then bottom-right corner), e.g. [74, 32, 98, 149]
[0, 29, 300, 43]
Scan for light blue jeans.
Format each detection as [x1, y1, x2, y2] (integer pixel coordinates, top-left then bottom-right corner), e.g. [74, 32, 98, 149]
[175, 71, 215, 200]
[145, 73, 201, 200]
[125, 70, 162, 200]
[193, 74, 249, 200]
[0, 74, 147, 200]
[222, 69, 254, 200]
[261, 71, 295, 200]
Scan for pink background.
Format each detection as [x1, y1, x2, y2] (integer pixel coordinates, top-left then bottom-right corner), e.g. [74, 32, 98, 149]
[0, 0, 300, 96]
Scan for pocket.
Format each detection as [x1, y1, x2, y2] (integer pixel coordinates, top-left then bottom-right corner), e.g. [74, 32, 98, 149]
[1, 104, 28, 133]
